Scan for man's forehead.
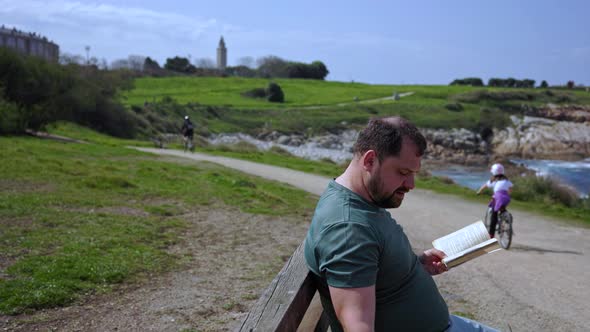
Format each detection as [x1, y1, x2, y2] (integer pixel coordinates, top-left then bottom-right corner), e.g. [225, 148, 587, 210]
[382, 153, 421, 170]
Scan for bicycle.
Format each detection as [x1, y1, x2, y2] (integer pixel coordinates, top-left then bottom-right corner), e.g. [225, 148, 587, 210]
[182, 135, 194, 152]
[484, 206, 513, 249]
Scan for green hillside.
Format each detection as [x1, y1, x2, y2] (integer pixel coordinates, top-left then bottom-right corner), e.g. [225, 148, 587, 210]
[122, 77, 402, 109]
[119, 76, 590, 136]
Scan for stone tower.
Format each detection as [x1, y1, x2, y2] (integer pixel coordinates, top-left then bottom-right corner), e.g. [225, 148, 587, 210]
[216, 36, 227, 70]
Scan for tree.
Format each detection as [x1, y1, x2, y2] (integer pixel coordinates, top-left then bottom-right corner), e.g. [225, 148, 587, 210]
[111, 58, 130, 70]
[567, 80, 575, 89]
[540, 80, 548, 88]
[266, 82, 284, 103]
[165, 56, 196, 73]
[226, 65, 256, 77]
[127, 55, 146, 71]
[450, 77, 484, 86]
[257, 55, 289, 78]
[237, 56, 255, 68]
[59, 53, 85, 65]
[310, 61, 329, 80]
[144, 57, 160, 71]
[194, 57, 215, 69]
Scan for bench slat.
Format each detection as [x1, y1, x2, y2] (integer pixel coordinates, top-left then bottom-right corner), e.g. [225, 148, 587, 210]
[238, 242, 318, 332]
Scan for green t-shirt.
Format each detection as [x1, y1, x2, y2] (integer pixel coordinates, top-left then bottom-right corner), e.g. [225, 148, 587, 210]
[304, 180, 449, 332]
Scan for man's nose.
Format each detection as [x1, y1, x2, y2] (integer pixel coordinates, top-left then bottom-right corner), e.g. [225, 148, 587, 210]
[403, 175, 415, 190]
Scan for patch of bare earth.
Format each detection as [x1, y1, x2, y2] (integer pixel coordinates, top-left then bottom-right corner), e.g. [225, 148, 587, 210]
[0, 205, 310, 332]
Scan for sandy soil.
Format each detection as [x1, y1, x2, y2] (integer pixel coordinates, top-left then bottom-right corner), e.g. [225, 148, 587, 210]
[2, 148, 589, 332]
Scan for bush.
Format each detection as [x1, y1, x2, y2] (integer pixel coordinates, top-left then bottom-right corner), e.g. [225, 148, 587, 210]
[0, 48, 139, 137]
[266, 82, 284, 103]
[241, 88, 267, 99]
[512, 175, 580, 207]
[269, 145, 291, 156]
[445, 103, 464, 112]
[0, 98, 26, 134]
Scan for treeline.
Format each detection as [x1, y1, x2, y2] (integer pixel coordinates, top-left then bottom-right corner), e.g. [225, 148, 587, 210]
[450, 77, 549, 88]
[143, 55, 329, 80]
[65, 53, 330, 80]
[0, 47, 140, 137]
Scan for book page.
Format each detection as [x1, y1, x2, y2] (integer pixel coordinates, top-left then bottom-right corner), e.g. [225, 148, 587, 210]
[442, 238, 500, 268]
[432, 221, 490, 257]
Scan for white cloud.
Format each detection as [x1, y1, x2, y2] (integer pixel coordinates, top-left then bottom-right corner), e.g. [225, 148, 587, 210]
[0, 0, 224, 58]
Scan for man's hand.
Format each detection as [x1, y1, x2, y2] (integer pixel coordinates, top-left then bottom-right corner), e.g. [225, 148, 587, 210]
[419, 248, 448, 275]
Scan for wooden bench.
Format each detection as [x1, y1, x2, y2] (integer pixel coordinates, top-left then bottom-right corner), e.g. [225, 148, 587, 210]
[237, 242, 330, 332]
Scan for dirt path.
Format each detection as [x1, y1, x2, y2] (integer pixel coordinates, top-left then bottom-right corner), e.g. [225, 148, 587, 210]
[300, 92, 415, 109]
[136, 148, 590, 332]
[3, 148, 588, 331]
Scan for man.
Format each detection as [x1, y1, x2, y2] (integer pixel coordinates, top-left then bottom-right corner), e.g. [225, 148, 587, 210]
[304, 117, 499, 331]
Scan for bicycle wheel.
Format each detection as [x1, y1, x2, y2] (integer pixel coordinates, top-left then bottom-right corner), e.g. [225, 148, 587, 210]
[189, 138, 195, 152]
[483, 207, 493, 229]
[498, 211, 513, 249]
[183, 137, 189, 152]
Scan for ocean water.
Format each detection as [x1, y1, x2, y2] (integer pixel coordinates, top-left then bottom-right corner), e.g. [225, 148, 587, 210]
[429, 166, 490, 192]
[430, 159, 590, 198]
[510, 158, 590, 198]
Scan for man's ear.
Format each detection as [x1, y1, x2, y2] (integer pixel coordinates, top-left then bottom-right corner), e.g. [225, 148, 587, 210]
[361, 150, 377, 172]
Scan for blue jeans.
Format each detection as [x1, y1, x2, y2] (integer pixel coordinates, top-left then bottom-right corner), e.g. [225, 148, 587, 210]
[445, 315, 501, 332]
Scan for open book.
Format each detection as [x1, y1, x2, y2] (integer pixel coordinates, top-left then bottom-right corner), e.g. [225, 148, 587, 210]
[432, 221, 502, 269]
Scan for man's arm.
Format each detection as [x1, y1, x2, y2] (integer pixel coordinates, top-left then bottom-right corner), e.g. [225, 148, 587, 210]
[329, 285, 375, 332]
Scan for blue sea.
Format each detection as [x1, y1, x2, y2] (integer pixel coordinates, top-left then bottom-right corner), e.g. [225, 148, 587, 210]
[430, 158, 590, 198]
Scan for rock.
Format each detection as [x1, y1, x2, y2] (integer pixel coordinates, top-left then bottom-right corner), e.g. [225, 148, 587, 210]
[277, 135, 291, 145]
[492, 117, 590, 158]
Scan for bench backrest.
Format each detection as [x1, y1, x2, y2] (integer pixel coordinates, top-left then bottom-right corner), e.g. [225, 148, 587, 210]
[237, 242, 329, 332]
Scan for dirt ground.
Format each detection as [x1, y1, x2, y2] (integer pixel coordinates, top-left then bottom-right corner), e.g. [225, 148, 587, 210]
[1, 206, 310, 332]
[2, 149, 589, 331]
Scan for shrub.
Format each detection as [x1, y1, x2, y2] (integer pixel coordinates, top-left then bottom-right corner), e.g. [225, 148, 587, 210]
[0, 98, 27, 134]
[266, 82, 284, 103]
[241, 88, 267, 99]
[445, 103, 463, 112]
[512, 175, 580, 207]
[269, 145, 291, 156]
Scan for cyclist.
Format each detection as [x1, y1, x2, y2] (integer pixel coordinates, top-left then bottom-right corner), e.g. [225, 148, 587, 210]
[181, 115, 194, 151]
[476, 163, 513, 238]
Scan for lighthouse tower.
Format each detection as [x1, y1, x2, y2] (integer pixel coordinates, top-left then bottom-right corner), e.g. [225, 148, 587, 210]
[216, 36, 227, 70]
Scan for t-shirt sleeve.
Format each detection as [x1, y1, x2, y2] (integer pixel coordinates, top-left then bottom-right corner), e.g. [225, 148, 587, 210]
[315, 222, 380, 288]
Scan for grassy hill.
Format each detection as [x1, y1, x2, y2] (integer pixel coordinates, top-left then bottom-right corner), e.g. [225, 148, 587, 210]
[119, 77, 590, 136]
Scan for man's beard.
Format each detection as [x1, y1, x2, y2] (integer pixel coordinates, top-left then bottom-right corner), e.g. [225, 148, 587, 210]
[367, 173, 407, 209]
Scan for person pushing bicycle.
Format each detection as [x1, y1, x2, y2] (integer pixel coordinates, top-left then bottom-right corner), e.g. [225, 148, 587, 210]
[477, 163, 513, 238]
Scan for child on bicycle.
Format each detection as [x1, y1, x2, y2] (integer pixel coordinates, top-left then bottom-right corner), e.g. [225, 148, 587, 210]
[476, 163, 513, 238]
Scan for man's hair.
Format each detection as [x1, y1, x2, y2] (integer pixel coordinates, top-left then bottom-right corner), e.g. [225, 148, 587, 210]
[352, 116, 427, 160]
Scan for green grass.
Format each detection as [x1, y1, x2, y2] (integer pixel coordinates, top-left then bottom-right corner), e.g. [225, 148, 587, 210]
[0, 135, 317, 314]
[121, 76, 402, 109]
[122, 77, 589, 135]
[45, 121, 153, 147]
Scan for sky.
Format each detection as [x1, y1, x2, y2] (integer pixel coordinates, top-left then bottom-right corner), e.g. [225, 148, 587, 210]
[1, 0, 589, 86]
